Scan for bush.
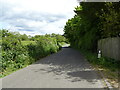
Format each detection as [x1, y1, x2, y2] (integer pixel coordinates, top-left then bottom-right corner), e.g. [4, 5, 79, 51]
[27, 37, 59, 60]
[1, 30, 61, 77]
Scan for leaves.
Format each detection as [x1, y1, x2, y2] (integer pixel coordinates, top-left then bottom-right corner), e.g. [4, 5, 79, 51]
[99, 2, 120, 38]
[64, 2, 120, 52]
[1, 29, 63, 77]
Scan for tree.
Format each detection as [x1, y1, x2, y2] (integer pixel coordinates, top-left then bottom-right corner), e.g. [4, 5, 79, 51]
[99, 2, 120, 38]
[64, 2, 120, 52]
[20, 34, 29, 41]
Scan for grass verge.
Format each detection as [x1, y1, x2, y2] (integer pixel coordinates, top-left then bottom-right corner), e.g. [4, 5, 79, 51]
[0, 64, 28, 78]
[80, 49, 119, 88]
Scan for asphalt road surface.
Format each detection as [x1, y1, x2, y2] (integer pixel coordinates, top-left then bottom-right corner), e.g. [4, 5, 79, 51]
[1, 47, 106, 89]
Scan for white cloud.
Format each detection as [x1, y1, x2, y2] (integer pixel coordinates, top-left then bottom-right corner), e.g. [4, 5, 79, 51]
[0, 0, 79, 36]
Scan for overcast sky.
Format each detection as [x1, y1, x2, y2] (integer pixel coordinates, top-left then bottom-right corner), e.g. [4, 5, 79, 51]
[0, 0, 79, 36]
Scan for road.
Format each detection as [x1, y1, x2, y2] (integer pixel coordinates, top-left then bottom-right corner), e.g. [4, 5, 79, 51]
[2, 47, 106, 88]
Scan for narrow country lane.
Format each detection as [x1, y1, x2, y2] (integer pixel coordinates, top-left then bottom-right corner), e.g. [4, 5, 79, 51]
[2, 47, 106, 88]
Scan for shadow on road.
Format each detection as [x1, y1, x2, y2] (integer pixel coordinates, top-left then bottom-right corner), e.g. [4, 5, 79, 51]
[33, 48, 101, 83]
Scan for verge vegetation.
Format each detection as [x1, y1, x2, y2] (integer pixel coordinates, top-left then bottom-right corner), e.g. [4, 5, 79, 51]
[81, 50, 119, 88]
[64, 2, 120, 87]
[0, 29, 67, 78]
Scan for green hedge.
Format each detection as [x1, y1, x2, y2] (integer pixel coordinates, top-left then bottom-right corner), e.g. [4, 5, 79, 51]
[27, 36, 59, 60]
[1, 35, 60, 78]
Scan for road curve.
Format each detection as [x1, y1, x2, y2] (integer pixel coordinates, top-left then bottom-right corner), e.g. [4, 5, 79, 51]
[2, 47, 106, 88]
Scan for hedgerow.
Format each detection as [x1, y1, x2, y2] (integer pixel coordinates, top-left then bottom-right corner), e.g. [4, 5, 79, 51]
[1, 30, 61, 77]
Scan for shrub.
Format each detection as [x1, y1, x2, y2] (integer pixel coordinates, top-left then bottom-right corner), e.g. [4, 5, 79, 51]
[27, 37, 59, 60]
[1, 31, 61, 77]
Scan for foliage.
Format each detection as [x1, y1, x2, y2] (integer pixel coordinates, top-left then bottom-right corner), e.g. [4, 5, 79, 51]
[99, 2, 120, 38]
[1, 29, 62, 78]
[81, 49, 119, 70]
[21, 41, 35, 46]
[19, 34, 29, 41]
[64, 2, 120, 52]
[63, 2, 120, 77]
[80, 49, 119, 84]
[2, 35, 30, 74]
[27, 36, 59, 60]
[28, 33, 68, 47]
[50, 33, 67, 43]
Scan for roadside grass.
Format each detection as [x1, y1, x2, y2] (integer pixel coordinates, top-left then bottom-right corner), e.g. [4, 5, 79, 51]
[21, 41, 35, 46]
[80, 49, 119, 88]
[0, 64, 28, 78]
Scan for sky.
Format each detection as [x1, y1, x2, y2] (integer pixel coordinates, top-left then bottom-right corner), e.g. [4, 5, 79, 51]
[0, 0, 79, 36]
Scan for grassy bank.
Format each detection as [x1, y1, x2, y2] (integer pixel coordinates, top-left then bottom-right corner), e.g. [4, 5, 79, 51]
[80, 49, 119, 88]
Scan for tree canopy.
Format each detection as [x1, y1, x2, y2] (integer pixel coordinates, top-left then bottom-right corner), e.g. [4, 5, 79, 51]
[64, 2, 120, 52]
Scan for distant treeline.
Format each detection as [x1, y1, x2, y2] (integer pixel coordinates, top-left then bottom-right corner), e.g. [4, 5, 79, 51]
[64, 2, 120, 52]
[0, 29, 67, 77]
[0, 29, 67, 42]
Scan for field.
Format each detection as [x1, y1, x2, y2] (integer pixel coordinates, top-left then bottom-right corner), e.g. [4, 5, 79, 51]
[21, 41, 36, 45]
[0, 40, 35, 45]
